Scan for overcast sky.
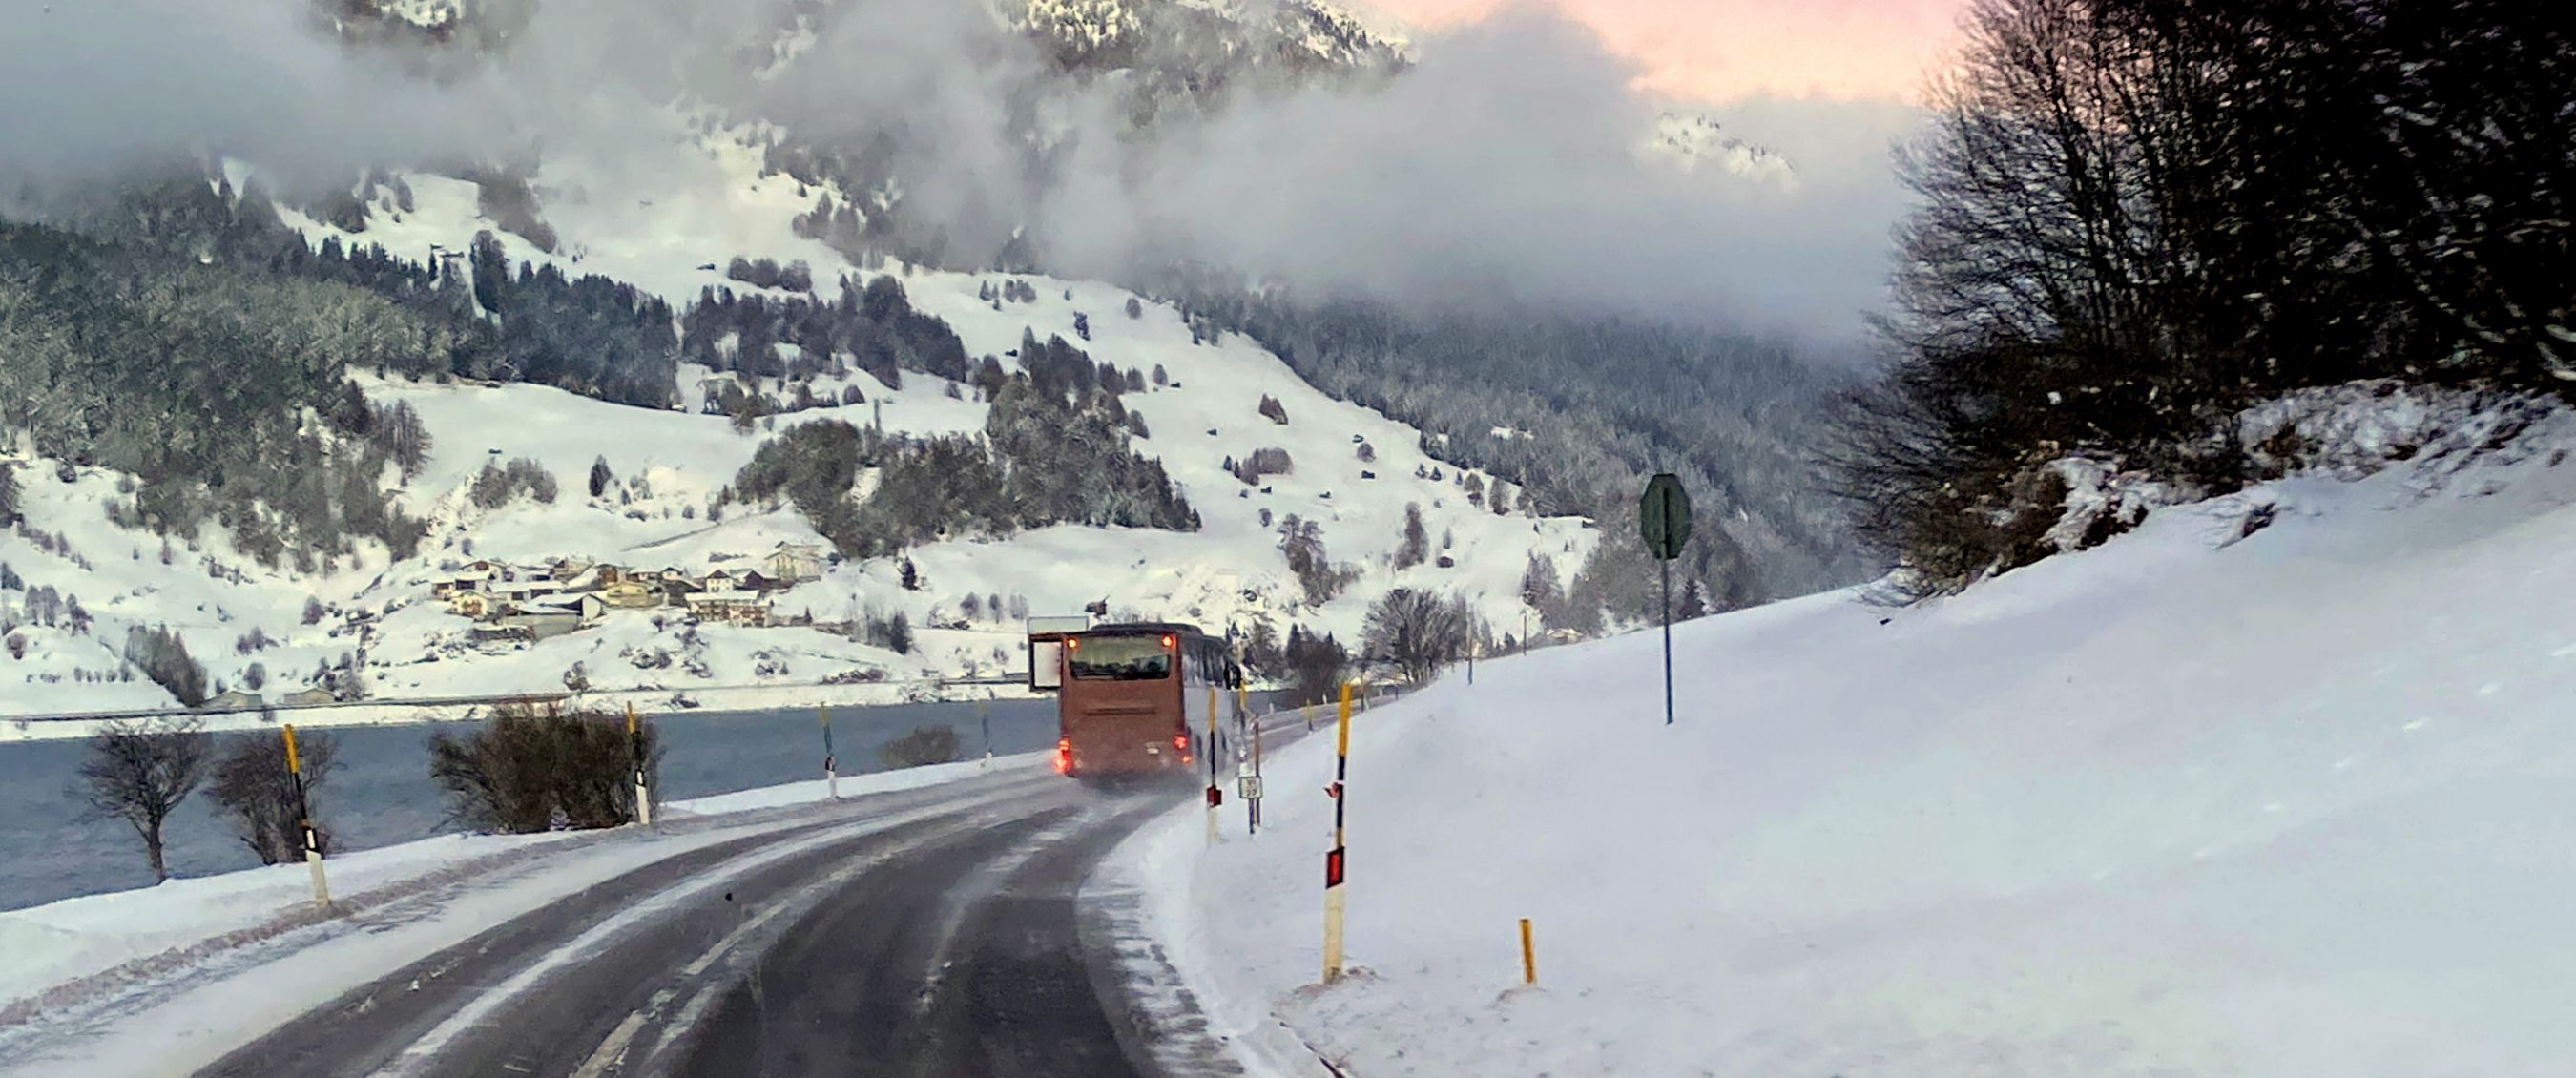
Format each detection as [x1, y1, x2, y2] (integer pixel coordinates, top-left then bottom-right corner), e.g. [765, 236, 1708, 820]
[1369, 0, 1966, 102]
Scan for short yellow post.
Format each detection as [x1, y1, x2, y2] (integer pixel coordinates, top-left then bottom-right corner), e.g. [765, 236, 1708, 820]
[1519, 918, 1537, 985]
[1322, 680, 1353, 982]
[282, 725, 329, 908]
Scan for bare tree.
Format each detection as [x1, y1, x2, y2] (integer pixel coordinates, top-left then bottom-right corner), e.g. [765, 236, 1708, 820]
[1361, 588, 1473, 685]
[208, 730, 338, 865]
[73, 717, 212, 882]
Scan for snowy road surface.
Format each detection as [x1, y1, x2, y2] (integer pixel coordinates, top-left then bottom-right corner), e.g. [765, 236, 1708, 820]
[1, 765, 1252, 1078]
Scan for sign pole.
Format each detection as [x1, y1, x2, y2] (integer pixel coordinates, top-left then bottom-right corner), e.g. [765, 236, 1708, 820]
[1662, 558, 1673, 726]
[1322, 681, 1353, 982]
[1639, 473, 1692, 728]
[820, 706, 839, 800]
[282, 724, 329, 908]
[627, 703, 652, 827]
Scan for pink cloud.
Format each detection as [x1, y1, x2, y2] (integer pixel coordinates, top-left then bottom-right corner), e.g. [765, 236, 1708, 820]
[1369, 0, 1965, 102]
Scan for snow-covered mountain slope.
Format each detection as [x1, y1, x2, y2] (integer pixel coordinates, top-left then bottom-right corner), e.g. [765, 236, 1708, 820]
[0, 113, 1588, 722]
[1644, 111, 1798, 189]
[1017, 0, 1412, 71]
[1123, 393, 2576, 1077]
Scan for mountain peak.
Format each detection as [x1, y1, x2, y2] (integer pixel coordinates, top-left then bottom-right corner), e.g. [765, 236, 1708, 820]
[1644, 111, 1798, 190]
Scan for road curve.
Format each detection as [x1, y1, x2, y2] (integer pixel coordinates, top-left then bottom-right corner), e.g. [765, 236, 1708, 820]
[191, 777, 1217, 1078]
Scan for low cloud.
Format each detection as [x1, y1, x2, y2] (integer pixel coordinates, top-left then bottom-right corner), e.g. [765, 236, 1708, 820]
[0, 0, 1922, 340]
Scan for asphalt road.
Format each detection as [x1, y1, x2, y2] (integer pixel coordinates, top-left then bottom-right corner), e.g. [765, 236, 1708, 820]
[190, 774, 1227, 1078]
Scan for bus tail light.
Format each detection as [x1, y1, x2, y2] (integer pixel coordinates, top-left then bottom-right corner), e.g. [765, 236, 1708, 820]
[1054, 738, 1071, 774]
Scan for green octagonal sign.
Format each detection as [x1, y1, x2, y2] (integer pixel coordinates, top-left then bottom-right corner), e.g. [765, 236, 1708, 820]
[1640, 473, 1691, 561]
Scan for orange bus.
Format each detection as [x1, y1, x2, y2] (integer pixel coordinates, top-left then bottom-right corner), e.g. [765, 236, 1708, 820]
[1050, 623, 1233, 780]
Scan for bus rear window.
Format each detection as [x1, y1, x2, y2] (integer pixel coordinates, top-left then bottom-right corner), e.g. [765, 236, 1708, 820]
[1068, 635, 1173, 681]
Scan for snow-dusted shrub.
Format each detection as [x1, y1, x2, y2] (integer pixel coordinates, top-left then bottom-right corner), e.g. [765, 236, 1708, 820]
[428, 703, 655, 834]
[209, 730, 334, 865]
[877, 725, 960, 769]
[2240, 379, 2561, 483]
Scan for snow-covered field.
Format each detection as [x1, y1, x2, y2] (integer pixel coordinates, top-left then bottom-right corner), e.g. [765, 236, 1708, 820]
[1119, 401, 2576, 1077]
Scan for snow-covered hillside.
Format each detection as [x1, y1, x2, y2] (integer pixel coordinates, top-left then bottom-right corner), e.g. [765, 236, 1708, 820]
[0, 111, 1589, 723]
[1016, 0, 1414, 69]
[1645, 112, 1798, 189]
[1123, 393, 2576, 1076]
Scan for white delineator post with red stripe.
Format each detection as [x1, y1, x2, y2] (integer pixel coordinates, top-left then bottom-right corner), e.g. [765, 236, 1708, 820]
[1322, 680, 1353, 982]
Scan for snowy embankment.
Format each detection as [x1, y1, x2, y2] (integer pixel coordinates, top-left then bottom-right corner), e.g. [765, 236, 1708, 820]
[1120, 392, 2576, 1077]
[0, 752, 1043, 1025]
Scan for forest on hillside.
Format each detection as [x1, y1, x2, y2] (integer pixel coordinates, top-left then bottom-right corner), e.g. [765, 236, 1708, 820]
[1838, 0, 2575, 597]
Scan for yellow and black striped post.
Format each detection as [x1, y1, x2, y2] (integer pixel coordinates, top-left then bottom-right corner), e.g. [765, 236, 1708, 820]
[1321, 680, 1353, 982]
[820, 706, 839, 800]
[282, 724, 329, 908]
[627, 703, 652, 827]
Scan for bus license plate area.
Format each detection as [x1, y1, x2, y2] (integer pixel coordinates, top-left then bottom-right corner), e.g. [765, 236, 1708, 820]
[1145, 743, 1163, 755]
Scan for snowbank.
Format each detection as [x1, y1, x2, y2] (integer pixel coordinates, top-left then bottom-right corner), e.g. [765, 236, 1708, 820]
[1121, 408, 2576, 1077]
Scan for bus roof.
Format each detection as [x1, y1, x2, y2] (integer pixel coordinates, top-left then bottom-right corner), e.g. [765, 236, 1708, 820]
[1076, 622, 1209, 639]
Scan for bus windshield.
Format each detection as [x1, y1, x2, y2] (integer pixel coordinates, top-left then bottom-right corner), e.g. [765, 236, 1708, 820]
[1069, 635, 1173, 681]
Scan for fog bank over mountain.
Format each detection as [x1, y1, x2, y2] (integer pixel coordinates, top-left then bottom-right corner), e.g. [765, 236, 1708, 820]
[1, 0, 1916, 340]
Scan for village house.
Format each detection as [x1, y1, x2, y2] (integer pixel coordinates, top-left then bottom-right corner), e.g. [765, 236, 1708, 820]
[765, 542, 825, 582]
[449, 591, 494, 619]
[696, 567, 787, 595]
[488, 578, 569, 606]
[430, 559, 505, 600]
[539, 593, 608, 622]
[687, 589, 772, 626]
[599, 577, 663, 610]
